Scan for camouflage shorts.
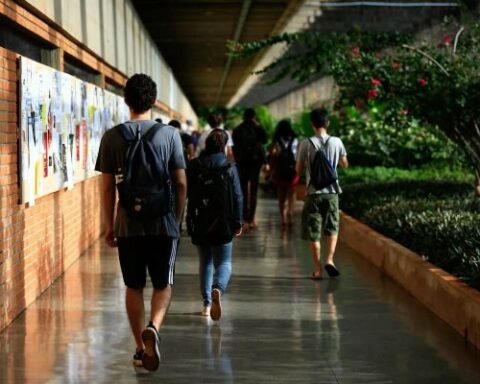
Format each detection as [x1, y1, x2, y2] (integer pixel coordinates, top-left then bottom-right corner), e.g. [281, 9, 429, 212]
[301, 193, 339, 241]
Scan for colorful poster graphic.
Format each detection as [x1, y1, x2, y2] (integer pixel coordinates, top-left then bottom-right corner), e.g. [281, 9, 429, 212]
[19, 56, 129, 205]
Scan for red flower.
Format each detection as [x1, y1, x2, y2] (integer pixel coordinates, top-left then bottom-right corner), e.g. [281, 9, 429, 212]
[370, 78, 382, 87]
[443, 34, 452, 46]
[392, 62, 401, 69]
[351, 47, 360, 56]
[367, 89, 379, 99]
[418, 79, 427, 87]
[354, 98, 365, 109]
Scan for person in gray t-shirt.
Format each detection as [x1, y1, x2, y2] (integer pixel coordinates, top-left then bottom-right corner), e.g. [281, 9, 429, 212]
[95, 74, 187, 372]
[296, 108, 348, 280]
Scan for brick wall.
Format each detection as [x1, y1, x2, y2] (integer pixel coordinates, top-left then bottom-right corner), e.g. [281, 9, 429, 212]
[0, 0, 181, 331]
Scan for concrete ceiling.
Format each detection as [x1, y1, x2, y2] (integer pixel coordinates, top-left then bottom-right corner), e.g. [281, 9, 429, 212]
[130, 0, 306, 109]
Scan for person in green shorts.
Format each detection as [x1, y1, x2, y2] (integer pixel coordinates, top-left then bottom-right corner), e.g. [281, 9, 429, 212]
[296, 108, 348, 280]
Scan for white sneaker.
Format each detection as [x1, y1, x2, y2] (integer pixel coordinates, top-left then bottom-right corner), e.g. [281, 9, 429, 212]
[141, 322, 161, 371]
[202, 306, 211, 316]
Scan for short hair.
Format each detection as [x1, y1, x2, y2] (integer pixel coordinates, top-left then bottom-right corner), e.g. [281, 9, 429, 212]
[205, 129, 228, 154]
[155, 118, 163, 124]
[168, 119, 181, 129]
[207, 113, 222, 129]
[124, 74, 157, 114]
[310, 108, 329, 129]
[243, 108, 256, 121]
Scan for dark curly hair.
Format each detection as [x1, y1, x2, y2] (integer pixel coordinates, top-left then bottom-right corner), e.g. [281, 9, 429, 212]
[124, 74, 157, 114]
[207, 113, 222, 129]
[168, 119, 181, 129]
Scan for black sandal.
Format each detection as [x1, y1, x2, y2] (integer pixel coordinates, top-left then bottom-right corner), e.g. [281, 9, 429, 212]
[324, 264, 340, 278]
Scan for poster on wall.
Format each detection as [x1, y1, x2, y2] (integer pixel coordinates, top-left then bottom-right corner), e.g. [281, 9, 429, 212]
[19, 56, 129, 205]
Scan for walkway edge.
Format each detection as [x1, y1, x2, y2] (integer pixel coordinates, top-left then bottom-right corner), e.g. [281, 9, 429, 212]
[340, 212, 480, 350]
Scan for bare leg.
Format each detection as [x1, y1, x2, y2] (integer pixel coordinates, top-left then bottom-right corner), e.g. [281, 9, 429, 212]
[286, 186, 296, 224]
[150, 285, 172, 331]
[277, 186, 287, 224]
[126, 287, 145, 350]
[324, 235, 338, 265]
[309, 241, 322, 276]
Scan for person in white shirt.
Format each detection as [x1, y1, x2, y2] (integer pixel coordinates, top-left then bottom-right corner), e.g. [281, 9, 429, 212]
[196, 114, 233, 159]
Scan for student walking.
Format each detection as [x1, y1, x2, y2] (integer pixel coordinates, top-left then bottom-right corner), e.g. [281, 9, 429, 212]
[168, 119, 195, 162]
[196, 113, 234, 159]
[296, 108, 348, 280]
[186, 129, 243, 320]
[232, 108, 268, 230]
[268, 119, 299, 226]
[95, 74, 187, 371]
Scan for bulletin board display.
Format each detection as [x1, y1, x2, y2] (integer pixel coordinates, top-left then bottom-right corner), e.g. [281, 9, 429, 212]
[19, 56, 129, 205]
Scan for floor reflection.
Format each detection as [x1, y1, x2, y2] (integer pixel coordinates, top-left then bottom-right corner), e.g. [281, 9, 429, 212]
[0, 198, 479, 383]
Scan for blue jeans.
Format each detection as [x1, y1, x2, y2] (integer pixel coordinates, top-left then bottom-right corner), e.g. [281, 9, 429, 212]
[197, 242, 233, 306]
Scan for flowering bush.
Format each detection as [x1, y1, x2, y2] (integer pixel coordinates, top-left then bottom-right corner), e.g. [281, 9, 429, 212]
[227, 16, 480, 194]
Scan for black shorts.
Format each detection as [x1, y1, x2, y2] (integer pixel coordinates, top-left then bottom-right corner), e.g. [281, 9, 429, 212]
[117, 236, 179, 289]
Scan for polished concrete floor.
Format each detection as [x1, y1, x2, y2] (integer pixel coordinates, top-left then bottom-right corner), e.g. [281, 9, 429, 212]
[1, 198, 480, 383]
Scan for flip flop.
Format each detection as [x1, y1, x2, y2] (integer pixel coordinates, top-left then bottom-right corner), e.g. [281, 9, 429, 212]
[309, 272, 323, 280]
[324, 264, 340, 278]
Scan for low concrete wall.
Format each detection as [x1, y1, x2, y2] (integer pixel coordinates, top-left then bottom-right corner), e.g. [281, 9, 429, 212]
[340, 212, 480, 350]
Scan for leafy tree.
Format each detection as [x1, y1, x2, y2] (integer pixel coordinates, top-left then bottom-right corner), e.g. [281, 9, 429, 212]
[227, 15, 480, 195]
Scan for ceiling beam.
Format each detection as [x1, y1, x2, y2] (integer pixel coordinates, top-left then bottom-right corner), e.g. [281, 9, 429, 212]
[227, 0, 316, 107]
[214, 0, 252, 106]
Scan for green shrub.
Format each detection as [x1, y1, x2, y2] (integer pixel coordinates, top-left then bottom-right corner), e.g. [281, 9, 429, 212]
[329, 103, 467, 169]
[340, 180, 472, 219]
[340, 180, 480, 288]
[363, 200, 480, 288]
[338, 166, 474, 185]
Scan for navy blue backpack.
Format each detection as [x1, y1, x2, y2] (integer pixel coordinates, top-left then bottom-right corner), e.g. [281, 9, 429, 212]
[308, 136, 338, 190]
[116, 123, 172, 219]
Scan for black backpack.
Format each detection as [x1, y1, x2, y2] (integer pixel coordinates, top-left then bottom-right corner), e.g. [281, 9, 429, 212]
[275, 138, 296, 182]
[235, 125, 265, 164]
[187, 159, 235, 246]
[116, 123, 172, 219]
[308, 136, 338, 190]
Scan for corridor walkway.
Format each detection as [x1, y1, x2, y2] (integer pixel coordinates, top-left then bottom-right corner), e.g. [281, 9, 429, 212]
[1, 198, 479, 383]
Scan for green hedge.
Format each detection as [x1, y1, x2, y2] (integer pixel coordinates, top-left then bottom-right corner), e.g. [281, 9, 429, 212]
[340, 180, 472, 219]
[340, 180, 480, 288]
[338, 166, 473, 185]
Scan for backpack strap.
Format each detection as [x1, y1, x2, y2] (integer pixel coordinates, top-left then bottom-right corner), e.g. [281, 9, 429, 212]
[116, 122, 164, 142]
[117, 122, 169, 183]
[143, 122, 165, 141]
[116, 123, 136, 142]
[287, 137, 294, 150]
[308, 137, 321, 153]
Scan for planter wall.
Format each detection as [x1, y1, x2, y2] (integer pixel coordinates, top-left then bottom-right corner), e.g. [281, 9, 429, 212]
[340, 212, 480, 350]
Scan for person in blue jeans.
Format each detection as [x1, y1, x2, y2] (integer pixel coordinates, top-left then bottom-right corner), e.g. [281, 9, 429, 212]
[187, 129, 243, 320]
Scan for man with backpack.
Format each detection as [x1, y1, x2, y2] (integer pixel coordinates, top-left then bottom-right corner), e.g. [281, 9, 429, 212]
[95, 74, 187, 371]
[296, 108, 348, 280]
[186, 129, 243, 320]
[232, 108, 268, 230]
